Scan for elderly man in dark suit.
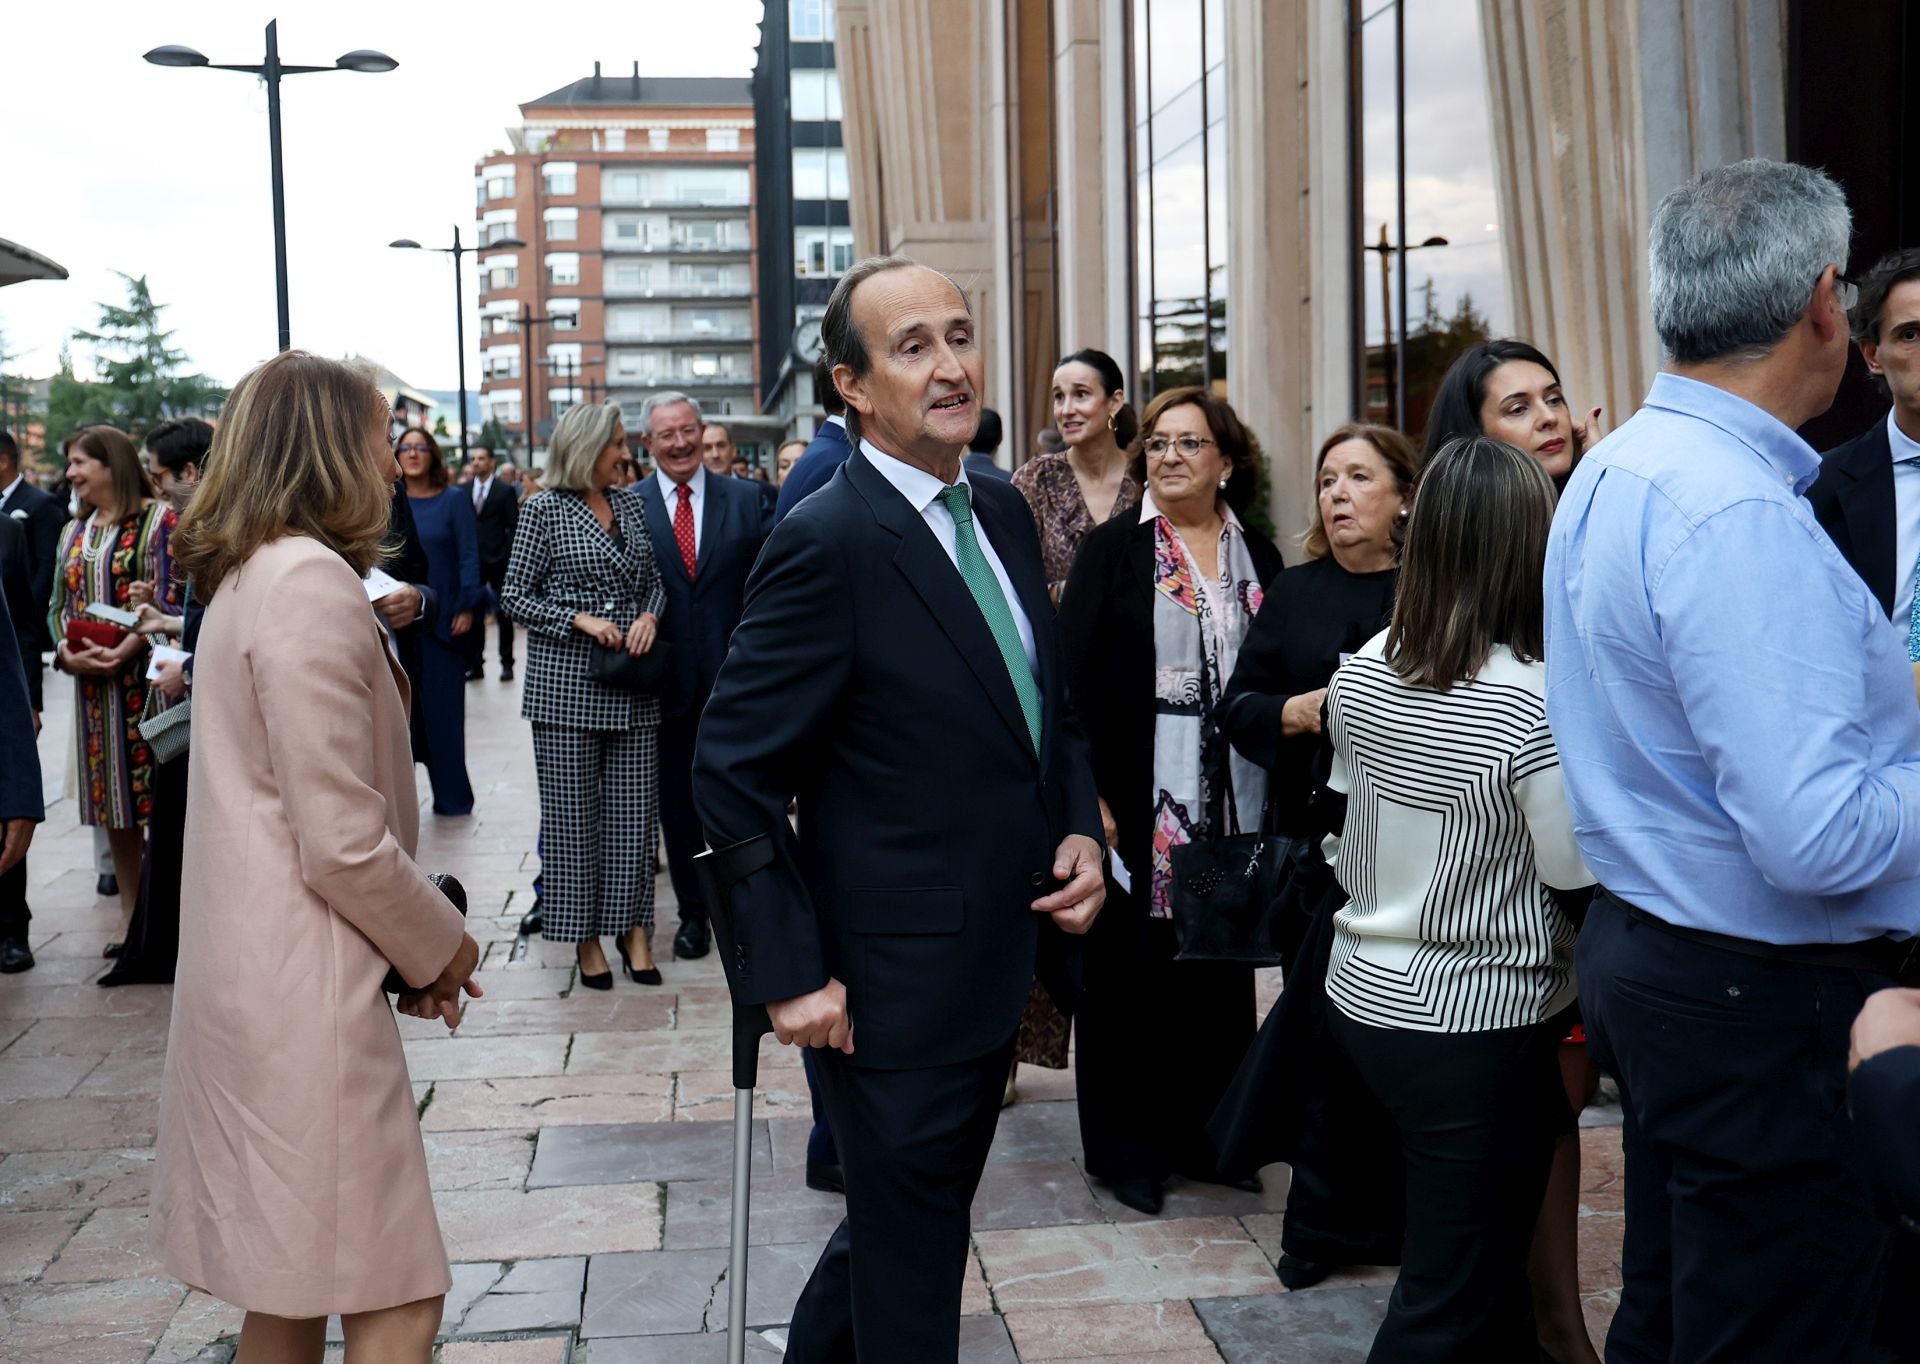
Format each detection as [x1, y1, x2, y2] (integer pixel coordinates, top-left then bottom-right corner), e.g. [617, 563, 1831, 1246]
[772, 354, 857, 524]
[0, 604, 42, 973]
[0, 430, 63, 694]
[694, 256, 1105, 1362]
[635, 390, 771, 961]
[464, 446, 521, 682]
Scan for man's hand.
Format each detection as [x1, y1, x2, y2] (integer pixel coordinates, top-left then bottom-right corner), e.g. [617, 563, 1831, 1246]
[450, 610, 475, 637]
[0, 818, 35, 877]
[767, 978, 854, 1053]
[1032, 833, 1105, 934]
[153, 656, 187, 701]
[1851, 987, 1920, 1072]
[625, 612, 658, 656]
[396, 932, 484, 1029]
[374, 585, 424, 631]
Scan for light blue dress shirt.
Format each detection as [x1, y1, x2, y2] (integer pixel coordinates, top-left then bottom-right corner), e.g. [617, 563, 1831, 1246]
[1889, 409, 1920, 624]
[1544, 372, 1920, 944]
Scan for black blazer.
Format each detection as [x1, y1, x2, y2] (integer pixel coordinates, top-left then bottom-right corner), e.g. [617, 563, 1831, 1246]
[1, 478, 64, 650]
[1055, 511, 1285, 882]
[0, 514, 38, 707]
[472, 478, 520, 570]
[693, 451, 1104, 1070]
[0, 605, 40, 823]
[1806, 417, 1898, 618]
[636, 470, 771, 718]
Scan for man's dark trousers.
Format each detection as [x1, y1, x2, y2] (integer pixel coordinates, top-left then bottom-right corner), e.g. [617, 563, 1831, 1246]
[785, 1039, 1014, 1363]
[478, 560, 514, 670]
[1579, 895, 1890, 1363]
[656, 714, 705, 927]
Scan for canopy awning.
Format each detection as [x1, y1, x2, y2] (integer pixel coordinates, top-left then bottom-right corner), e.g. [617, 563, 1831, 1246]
[0, 238, 68, 288]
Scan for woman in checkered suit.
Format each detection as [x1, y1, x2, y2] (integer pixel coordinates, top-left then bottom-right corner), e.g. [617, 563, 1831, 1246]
[502, 404, 666, 987]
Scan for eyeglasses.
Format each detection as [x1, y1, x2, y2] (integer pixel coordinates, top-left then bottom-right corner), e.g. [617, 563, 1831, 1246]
[1142, 434, 1218, 458]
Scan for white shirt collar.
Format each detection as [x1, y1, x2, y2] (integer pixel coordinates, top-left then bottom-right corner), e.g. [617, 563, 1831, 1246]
[666, 463, 707, 499]
[825, 414, 847, 431]
[1890, 407, 1920, 463]
[1137, 486, 1244, 534]
[860, 438, 970, 513]
[0, 473, 20, 503]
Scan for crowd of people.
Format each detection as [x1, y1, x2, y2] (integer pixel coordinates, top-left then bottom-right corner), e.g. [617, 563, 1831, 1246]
[4, 154, 1920, 1364]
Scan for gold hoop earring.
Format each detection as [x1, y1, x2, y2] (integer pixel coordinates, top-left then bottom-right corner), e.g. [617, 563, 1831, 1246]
[1107, 411, 1119, 434]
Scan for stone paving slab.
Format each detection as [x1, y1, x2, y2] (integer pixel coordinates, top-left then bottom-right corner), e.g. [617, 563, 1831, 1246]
[582, 1246, 728, 1337]
[422, 1073, 673, 1132]
[436, 1183, 664, 1260]
[41, 1206, 164, 1284]
[1194, 1286, 1391, 1363]
[403, 1033, 572, 1083]
[974, 1216, 1283, 1309]
[0, 1147, 155, 1211]
[452, 994, 675, 1038]
[1002, 1299, 1222, 1360]
[0, 1054, 100, 1100]
[969, 1158, 1106, 1231]
[0, 1207, 86, 1281]
[440, 1339, 574, 1364]
[985, 1099, 1083, 1163]
[662, 1168, 846, 1250]
[530, 1118, 772, 1188]
[422, 1129, 538, 1192]
[0, 1096, 157, 1153]
[453, 1255, 586, 1334]
[707, 1240, 822, 1332]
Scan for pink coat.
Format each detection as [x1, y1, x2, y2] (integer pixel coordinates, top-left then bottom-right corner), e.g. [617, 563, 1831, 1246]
[154, 535, 466, 1318]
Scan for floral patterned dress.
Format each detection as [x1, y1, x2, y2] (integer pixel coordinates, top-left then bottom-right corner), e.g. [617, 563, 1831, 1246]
[49, 503, 181, 829]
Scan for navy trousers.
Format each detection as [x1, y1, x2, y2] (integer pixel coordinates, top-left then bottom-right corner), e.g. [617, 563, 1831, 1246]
[1579, 895, 1890, 1363]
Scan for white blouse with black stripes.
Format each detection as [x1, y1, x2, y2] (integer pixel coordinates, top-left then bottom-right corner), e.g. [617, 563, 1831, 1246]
[1323, 631, 1591, 1034]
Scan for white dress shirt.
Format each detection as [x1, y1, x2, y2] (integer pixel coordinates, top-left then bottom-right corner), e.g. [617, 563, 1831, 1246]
[471, 474, 493, 511]
[1889, 409, 1920, 623]
[0, 473, 21, 507]
[662, 463, 707, 558]
[860, 438, 1037, 674]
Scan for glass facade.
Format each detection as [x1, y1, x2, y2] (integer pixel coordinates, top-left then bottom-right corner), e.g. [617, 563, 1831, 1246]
[1132, 0, 1227, 399]
[1354, 0, 1509, 437]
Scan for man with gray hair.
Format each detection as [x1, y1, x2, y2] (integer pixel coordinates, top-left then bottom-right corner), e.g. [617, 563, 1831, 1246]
[1545, 159, 1914, 1360]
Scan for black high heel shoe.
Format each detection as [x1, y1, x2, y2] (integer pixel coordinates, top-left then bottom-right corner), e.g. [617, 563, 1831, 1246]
[617, 935, 662, 986]
[576, 943, 613, 992]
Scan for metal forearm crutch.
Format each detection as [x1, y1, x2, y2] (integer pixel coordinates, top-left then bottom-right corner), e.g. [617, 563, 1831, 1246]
[691, 834, 775, 1364]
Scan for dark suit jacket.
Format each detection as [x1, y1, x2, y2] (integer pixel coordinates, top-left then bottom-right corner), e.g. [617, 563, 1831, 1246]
[773, 420, 855, 524]
[963, 452, 1012, 483]
[693, 450, 1104, 1069]
[1, 478, 65, 650]
[0, 605, 42, 823]
[0, 516, 38, 709]
[472, 478, 520, 571]
[1807, 417, 1898, 617]
[1852, 1044, 1920, 1233]
[1055, 511, 1285, 882]
[637, 471, 771, 719]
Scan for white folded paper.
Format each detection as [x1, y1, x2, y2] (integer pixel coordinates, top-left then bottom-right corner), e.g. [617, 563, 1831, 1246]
[146, 645, 191, 680]
[362, 568, 404, 601]
[1109, 850, 1133, 894]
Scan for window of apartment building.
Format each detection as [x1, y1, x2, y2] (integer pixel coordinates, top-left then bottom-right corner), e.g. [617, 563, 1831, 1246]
[792, 0, 836, 41]
[485, 346, 521, 379]
[548, 298, 582, 331]
[483, 257, 518, 291]
[543, 207, 578, 241]
[790, 70, 843, 122]
[611, 350, 661, 381]
[608, 303, 669, 338]
[791, 148, 849, 201]
[486, 315, 516, 335]
[480, 210, 519, 246]
[543, 162, 578, 196]
[549, 386, 584, 419]
[794, 226, 855, 278]
[484, 168, 515, 200]
[605, 128, 627, 151]
[546, 252, 580, 287]
[678, 307, 747, 337]
[706, 128, 741, 152]
[488, 392, 523, 425]
[608, 262, 656, 295]
[649, 128, 672, 151]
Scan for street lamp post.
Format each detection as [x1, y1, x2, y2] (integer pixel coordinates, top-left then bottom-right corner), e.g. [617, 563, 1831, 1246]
[1360, 227, 1449, 429]
[391, 230, 525, 467]
[146, 20, 397, 353]
[508, 305, 558, 461]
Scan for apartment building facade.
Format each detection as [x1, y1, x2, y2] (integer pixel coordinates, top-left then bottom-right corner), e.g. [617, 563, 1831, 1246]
[473, 67, 762, 463]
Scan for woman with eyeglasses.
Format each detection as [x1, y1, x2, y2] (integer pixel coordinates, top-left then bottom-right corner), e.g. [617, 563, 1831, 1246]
[1054, 387, 1285, 1214]
[394, 427, 483, 816]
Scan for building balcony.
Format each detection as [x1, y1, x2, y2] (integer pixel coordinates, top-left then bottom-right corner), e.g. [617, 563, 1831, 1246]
[600, 195, 751, 210]
[605, 328, 754, 345]
[602, 281, 753, 300]
[608, 371, 753, 389]
[602, 238, 752, 255]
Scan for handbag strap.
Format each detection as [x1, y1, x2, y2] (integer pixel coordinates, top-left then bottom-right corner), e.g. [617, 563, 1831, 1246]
[1194, 618, 1244, 840]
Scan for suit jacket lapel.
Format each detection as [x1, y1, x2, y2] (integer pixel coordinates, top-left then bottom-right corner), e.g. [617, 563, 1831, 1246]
[850, 453, 1037, 759]
[1839, 425, 1898, 618]
[700, 476, 727, 576]
[639, 478, 689, 588]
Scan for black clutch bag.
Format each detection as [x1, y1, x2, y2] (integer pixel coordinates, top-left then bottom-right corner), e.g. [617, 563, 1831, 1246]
[383, 873, 467, 996]
[1168, 824, 1293, 965]
[587, 638, 675, 695]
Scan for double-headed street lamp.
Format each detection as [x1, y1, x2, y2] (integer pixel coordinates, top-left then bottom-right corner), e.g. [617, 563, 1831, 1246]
[391, 230, 525, 466]
[145, 20, 397, 353]
[1362, 226, 1449, 430]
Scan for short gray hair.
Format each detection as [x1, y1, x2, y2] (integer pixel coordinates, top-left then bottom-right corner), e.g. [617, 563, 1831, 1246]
[638, 390, 703, 433]
[1649, 158, 1852, 365]
[544, 402, 625, 491]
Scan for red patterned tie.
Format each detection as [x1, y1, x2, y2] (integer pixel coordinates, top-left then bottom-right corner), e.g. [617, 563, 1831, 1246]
[673, 482, 698, 580]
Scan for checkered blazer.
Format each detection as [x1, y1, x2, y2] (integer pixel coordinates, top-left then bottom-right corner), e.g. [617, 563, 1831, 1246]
[501, 487, 668, 730]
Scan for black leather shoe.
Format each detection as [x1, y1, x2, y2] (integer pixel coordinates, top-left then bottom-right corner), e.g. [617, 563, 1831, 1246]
[96, 873, 118, 898]
[673, 918, 711, 960]
[806, 1161, 846, 1195]
[1109, 1177, 1163, 1216]
[464, 666, 485, 682]
[1276, 1253, 1337, 1290]
[0, 938, 33, 974]
[500, 665, 514, 681]
[1176, 1164, 1263, 1195]
[518, 898, 543, 937]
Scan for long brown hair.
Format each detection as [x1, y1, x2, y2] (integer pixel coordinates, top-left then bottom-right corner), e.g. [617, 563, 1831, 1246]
[1384, 436, 1555, 690]
[1301, 422, 1419, 560]
[64, 426, 155, 521]
[396, 426, 449, 490]
[173, 351, 395, 598]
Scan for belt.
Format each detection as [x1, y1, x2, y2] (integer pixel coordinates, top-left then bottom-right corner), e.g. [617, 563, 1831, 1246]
[1600, 890, 1920, 982]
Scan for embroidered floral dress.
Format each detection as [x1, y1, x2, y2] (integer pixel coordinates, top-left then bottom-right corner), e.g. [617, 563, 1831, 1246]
[49, 503, 181, 828]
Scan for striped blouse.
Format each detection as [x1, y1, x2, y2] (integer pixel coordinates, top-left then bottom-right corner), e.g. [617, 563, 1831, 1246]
[1323, 631, 1591, 1034]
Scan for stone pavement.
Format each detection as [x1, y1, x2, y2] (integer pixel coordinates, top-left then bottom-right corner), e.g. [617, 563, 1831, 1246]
[0, 668, 1625, 1362]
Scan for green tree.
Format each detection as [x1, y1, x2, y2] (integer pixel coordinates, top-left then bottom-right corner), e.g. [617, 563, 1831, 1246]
[44, 344, 118, 451]
[477, 417, 511, 453]
[432, 414, 450, 438]
[68, 272, 225, 436]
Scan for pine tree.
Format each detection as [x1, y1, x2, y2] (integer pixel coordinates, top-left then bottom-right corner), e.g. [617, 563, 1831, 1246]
[68, 272, 225, 435]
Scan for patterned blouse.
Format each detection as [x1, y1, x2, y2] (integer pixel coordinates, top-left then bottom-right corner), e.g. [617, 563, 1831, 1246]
[1010, 453, 1142, 597]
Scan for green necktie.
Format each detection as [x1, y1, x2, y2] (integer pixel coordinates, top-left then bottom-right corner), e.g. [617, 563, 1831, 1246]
[936, 484, 1042, 755]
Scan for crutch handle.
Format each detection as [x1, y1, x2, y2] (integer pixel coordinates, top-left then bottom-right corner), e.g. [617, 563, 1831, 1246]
[692, 835, 778, 1090]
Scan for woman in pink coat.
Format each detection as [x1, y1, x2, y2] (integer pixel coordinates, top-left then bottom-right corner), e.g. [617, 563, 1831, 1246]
[154, 351, 482, 1363]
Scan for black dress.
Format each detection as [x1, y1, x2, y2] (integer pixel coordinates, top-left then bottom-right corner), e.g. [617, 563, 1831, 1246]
[1055, 512, 1286, 1191]
[1210, 553, 1405, 1268]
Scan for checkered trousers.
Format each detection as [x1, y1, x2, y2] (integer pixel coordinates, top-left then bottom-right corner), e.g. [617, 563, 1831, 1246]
[530, 721, 660, 943]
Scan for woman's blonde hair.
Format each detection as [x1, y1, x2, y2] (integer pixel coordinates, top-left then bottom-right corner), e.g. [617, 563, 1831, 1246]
[543, 403, 626, 492]
[173, 351, 394, 598]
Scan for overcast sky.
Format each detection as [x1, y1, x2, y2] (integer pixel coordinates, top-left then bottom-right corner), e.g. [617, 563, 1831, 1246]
[2, 0, 767, 393]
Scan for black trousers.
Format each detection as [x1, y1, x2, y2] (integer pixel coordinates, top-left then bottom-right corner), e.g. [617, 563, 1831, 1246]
[656, 716, 706, 925]
[469, 560, 514, 668]
[1579, 895, 1890, 1364]
[1332, 1007, 1565, 1363]
[0, 854, 26, 943]
[103, 751, 187, 983]
[1077, 899, 1253, 1184]
[785, 1040, 1013, 1363]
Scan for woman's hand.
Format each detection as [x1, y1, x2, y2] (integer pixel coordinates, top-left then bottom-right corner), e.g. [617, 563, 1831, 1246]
[1097, 796, 1119, 851]
[573, 613, 623, 649]
[1281, 688, 1327, 737]
[133, 603, 182, 637]
[58, 642, 119, 677]
[127, 579, 156, 609]
[101, 630, 146, 667]
[397, 932, 484, 1029]
[1575, 406, 1605, 448]
[625, 612, 658, 656]
[153, 656, 187, 701]
[450, 610, 475, 637]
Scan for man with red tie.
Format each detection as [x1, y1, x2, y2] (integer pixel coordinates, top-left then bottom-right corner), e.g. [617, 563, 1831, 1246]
[635, 392, 772, 960]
